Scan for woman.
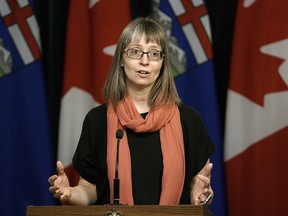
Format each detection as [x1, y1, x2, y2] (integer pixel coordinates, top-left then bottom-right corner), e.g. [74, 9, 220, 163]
[48, 17, 215, 206]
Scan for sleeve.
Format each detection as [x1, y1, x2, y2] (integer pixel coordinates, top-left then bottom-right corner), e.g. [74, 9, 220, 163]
[72, 110, 98, 184]
[191, 110, 215, 174]
[72, 105, 107, 184]
[180, 103, 215, 175]
[179, 103, 216, 203]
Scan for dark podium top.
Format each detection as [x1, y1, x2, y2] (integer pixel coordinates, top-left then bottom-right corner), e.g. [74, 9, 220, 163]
[27, 205, 213, 216]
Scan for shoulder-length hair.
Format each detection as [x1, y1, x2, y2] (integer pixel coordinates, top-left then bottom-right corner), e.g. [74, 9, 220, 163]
[103, 17, 180, 109]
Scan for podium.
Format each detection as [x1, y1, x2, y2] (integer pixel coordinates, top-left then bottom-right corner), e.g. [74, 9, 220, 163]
[26, 205, 212, 216]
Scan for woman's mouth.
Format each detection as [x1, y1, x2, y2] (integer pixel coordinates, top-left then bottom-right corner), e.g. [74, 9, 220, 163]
[138, 70, 149, 75]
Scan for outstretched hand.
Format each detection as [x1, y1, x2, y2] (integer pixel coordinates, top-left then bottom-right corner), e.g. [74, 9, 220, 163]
[191, 162, 213, 205]
[48, 161, 71, 201]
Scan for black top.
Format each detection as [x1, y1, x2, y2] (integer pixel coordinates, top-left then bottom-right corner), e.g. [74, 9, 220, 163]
[126, 112, 163, 204]
[73, 103, 215, 205]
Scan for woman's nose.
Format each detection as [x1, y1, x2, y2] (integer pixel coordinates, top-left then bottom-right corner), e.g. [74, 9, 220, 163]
[140, 53, 149, 64]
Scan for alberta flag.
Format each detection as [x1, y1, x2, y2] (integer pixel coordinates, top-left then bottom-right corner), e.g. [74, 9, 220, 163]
[0, 0, 56, 216]
[153, 1, 226, 215]
[58, 0, 131, 186]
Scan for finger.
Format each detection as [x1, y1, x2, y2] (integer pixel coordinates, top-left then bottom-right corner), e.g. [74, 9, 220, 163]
[193, 184, 211, 203]
[199, 193, 212, 205]
[56, 161, 65, 176]
[192, 196, 200, 205]
[48, 175, 57, 185]
[193, 193, 207, 205]
[60, 193, 69, 202]
[197, 174, 210, 186]
[53, 190, 63, 199]
[192, 190, 204, 205]
[204, 163, 213, 178]
[202, 189, 211, 198]
[49, 186, 59, 194]
[203, 187, 209, 193]
[49, 185, 59, 193]
[199, 193, 207, 202]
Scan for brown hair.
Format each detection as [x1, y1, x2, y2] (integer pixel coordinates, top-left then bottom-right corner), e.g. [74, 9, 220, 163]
[103, 17, 180, 109]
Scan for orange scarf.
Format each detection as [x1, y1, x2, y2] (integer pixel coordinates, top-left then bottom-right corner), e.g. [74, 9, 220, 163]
[107, 96, 185, 205]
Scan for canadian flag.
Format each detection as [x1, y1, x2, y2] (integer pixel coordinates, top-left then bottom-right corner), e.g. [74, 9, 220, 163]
[58, 0, 130, 186]
[225, 0, 288, 215]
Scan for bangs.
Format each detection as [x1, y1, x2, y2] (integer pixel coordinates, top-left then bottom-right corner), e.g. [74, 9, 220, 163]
[128, 19, 165, 48]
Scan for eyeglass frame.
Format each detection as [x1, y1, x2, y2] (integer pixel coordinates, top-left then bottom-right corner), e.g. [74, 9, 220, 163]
[123, 48, 165, 61]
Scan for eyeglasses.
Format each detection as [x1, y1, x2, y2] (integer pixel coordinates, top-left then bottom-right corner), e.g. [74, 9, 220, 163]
[124, 48, 165, 61]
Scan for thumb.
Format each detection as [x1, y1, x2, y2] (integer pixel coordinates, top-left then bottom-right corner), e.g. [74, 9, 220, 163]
[56, 160, 65, 176]
[204, 163, 213, 178]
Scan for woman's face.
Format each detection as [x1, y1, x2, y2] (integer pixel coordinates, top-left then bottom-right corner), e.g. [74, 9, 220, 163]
[122, 34, 163, 93]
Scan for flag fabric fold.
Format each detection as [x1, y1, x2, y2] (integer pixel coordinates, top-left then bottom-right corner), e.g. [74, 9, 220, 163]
[58, 0, 131, 186]
[0, 1, 56, 215]
[225, 0, 288, 215]
[152, 1, 227, 215]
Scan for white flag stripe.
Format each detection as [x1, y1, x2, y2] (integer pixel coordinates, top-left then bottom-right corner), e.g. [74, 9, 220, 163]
[168, 0, 185, 16]
[18, 0, 29, 8]
[224, 89, 288, 161]
[0, 0, 11, 16]
[27, 15, 42, 51]
[8, 24, 34, 64]
[192, 0, 204, 7]
[58, 87, 99, 165]
[200, 15, 212, 42]
[89, 0, 100, 9]
[244, 0, 258, 8]
[182, 23, 207, 64]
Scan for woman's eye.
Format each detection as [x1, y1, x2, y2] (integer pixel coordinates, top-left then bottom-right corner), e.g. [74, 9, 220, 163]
[151, 51, 159, 56]
[135, 50, 142, 54]
[130, 49, 140, 54]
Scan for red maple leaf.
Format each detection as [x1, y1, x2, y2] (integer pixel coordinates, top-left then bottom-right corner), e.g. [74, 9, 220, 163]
[229, 0, 288, 106]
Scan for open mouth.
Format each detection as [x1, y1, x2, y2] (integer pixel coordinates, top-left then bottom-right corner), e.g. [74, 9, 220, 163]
[138, 70, 149, 75]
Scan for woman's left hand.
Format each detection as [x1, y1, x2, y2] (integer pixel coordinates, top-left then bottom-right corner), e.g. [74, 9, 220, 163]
[190, 162, 213, 205]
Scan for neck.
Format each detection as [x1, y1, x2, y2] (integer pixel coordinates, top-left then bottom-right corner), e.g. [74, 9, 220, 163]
[127, 88, 150, 113]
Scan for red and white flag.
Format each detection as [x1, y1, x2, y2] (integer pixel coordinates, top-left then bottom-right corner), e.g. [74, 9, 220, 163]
[58, 0, 131, 186]
[225, 0, 288, 215]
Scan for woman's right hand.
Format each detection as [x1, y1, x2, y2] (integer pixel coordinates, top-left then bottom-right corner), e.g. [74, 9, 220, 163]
[48, 161, 71, 201]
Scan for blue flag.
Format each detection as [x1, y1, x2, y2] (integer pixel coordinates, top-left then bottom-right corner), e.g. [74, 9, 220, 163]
[153, 1, 227, 215]
[0, 1, 56, 215]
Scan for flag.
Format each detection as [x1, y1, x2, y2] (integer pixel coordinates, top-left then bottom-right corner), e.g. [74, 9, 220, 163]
[152, 1, 227, 215]
[58, 0, 131, 186]
[225, 0, 288, 215]
[0, 0, 56, 215]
